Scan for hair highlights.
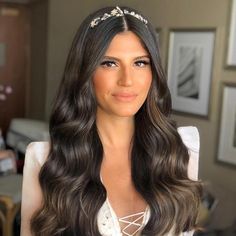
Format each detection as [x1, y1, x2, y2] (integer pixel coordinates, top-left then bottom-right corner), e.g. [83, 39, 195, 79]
[31, 6, 202, 236]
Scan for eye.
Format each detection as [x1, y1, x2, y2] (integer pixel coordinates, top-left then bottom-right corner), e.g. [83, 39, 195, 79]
[135, 60, 150, 67]
[100, 60, 117, 68]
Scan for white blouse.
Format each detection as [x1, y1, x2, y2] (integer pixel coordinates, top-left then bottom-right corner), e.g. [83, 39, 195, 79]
[21, 126, 200, 236]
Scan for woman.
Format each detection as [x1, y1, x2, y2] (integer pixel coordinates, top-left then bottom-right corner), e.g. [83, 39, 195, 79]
[21, 6, 202, 236]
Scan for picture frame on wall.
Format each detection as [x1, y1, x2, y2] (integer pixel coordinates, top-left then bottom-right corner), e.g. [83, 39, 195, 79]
[217, 84, 236, 166]
[167, 30, 215, 117]
[226, 0, 236, 67]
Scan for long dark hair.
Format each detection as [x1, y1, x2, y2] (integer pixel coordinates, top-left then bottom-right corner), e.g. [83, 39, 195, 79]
[31, 5, 202, 235]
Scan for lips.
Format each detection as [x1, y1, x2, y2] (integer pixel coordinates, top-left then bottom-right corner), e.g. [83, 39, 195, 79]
[112, 92, 137, 102]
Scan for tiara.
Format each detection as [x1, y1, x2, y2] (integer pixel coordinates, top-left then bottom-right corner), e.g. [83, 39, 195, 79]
[90, 6, 148, 28]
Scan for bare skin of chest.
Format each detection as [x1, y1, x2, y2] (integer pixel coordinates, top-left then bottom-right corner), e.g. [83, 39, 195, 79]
[100, 148, 147, 218]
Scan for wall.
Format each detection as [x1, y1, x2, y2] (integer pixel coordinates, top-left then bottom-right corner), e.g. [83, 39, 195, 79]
[28, 0, 48, 119]
[39, 0, 236, 227]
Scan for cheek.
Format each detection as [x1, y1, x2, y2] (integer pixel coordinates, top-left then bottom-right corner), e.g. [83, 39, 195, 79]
[93, 76, 112, 99]
[146, 77, 152, 89]
[140, 75, 152, 94]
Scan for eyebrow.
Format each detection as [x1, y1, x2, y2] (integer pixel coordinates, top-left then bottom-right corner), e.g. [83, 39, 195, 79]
[102, 55, 151, 61]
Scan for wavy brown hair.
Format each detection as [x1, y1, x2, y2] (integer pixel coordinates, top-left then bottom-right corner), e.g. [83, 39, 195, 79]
[31, 5, 202, 236]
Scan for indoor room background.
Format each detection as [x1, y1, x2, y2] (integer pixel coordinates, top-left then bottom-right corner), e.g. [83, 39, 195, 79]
[0, 0, 236, 235]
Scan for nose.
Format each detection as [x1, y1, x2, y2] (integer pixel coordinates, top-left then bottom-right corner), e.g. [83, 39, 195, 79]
[117, 66, 133, 87]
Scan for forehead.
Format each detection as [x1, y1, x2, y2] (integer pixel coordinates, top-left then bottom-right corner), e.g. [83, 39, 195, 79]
[104, 31, 149, 56]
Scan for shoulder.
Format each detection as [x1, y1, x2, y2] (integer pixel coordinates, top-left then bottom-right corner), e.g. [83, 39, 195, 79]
[21, 142, 49, 235]
[177, 126, 200, 153]
[24, 141, 50, 168]
[177, 126, 200, 181]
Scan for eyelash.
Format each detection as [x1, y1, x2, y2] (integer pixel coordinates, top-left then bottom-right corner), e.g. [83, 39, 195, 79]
[100, 60, 150, 68]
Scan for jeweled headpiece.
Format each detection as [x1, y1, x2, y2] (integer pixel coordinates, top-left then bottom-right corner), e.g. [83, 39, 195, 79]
[90, 6, 148, 28]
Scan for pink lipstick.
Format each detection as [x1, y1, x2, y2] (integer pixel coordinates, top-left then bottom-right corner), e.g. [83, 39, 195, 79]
[112, 93, 137, 102]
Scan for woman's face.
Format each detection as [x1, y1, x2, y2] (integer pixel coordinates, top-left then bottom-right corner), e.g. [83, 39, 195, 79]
[93, 31, 152, 118]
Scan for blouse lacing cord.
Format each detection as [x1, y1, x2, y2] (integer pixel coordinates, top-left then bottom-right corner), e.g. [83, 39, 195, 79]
[100, 175, 148, 235]
[118, 210, 146, 236]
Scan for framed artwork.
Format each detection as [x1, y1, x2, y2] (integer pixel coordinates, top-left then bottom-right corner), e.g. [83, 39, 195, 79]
[167, 30, 215, 116]
[227, 0, 236, 66]
[217, 85, 236, 166]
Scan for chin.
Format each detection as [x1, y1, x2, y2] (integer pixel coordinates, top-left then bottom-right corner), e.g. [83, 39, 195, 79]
[113, 108, 140, 117]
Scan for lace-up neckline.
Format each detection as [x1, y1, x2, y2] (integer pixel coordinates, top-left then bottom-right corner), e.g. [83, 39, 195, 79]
[99, 175, 149, 235]
[106, 197, 149, 236]
[118, 211, 146, 236]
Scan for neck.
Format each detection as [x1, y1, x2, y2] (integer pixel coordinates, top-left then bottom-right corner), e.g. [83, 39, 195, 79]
[96, 109, 135, 149]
